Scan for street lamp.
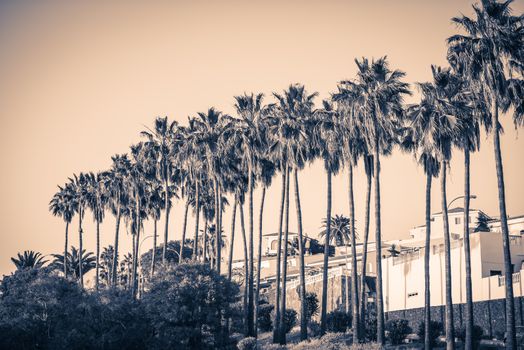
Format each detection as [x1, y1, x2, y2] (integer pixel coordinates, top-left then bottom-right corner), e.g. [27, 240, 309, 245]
[447, 194, 477, 210]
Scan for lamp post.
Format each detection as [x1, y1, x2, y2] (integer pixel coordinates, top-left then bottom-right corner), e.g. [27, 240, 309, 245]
[447, 194, 477, 211]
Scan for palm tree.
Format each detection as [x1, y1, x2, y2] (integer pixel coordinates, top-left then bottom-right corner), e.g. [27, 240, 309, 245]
[448, 3, 524, 347]
[232, 92, 267, 337]
[314, 100, 344, 336]
[11, 251, 47, 270]
[413, 65, 468, 350]
[70, 173, 89, 287]
[141, 117, 179, 263]
[106, 154, 131, 286]
[51, 247, 96, 281]
[86, 172, 107, 290]
[269, 84, 317, 343]
[404, 96, 443, 350]
[335, 57, 410, 343]
[49, 182, 76, 278]
[99, 245, 115, 287]
[146, 182, 163, 277]
[254, 158, 276, 338]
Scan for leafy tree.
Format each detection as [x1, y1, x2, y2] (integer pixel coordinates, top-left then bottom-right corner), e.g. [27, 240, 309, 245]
[10, 251, 47, 270]
[257, 302, 274, 332]
[142, 262, 239, 349]
[0, 268, 97, 349]
[302, 292, 319, 323]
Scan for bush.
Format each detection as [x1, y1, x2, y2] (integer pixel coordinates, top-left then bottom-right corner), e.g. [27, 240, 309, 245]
[283, 309, 298, 334]
[456, 324, 484, 348]
[308, 320, 321, 338]
[257, 302, 274, 332]
[385, 319, 411, 345]
[142, 262, 239, 349]
[364, 314, 377, 341]
[237, 336, 258, 350]
[417, 320, 443, 347]
[326, 310, 351, 333]
[302, 292, 319, 322]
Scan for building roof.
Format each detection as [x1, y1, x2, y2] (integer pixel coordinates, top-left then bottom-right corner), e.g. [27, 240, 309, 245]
[263, 232, 299, 237]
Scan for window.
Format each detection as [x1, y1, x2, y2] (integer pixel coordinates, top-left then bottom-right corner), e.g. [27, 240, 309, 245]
[455, 217, 461, 225]
[490, 270, 502, 276]
[407, 292, 418, 298]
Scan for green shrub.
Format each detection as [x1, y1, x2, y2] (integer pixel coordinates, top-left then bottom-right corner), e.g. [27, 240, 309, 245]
[417, 320, 443, 347]
[237, 336, 258, 350]
[364, 314, 377, 341]
[257, 302, 274, 332]
[326, 310, 350, 333]
[456, 324, 484, 348]
[302, 292, 319, 322]
[308, 320, 321, 338]
[385, 319, 411, 345]
[283, 309, 298, 334]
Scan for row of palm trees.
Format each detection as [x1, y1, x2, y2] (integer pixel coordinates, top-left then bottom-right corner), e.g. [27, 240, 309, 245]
[48, 0, 522, 348]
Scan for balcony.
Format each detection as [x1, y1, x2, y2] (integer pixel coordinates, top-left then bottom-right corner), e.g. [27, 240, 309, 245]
[498, 272, 521, 287]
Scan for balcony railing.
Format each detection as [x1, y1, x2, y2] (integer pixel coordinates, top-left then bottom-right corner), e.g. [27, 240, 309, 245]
[286, 266, 344, 290]
[498, 272, 521, 287]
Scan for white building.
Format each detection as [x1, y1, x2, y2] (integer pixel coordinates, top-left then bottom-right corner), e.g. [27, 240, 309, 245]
[382, 208, 524, 313]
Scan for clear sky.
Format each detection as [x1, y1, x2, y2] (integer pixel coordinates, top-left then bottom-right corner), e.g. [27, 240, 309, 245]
[1, 0, 523, 278]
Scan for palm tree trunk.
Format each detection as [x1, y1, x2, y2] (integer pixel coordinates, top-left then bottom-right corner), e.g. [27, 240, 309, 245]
[78, 209, 84, 287]
[203, 220, 208, 263]
[151, 219, 157, 277]
[162, 177, 170, 263]
[279, 164, 291, 345]
[293, 168, 308, 341]
[320, 169, 332, 336]
[359, 165, 372, 336]
[193, 180, 201, 261]
[228, 197, 238, 280]
[424, 170, 432, 350]
[217, 179, 223, 274]
[254, 186, 267, 338]
[179, 200, 190, 263]
[247, 168, 255, 337]
[64, 221, 69, 278]
[273, 171, 287, 343]
[132, 198, 141, 299]
[463, 147, 474, 350]
[112, 206, 121, 286]
[491, 100, 516, 350]
[96, 219, 100, 291]
[348, 163, 360, 342]
[239, 200, 249, 336]
[373, 141, 385, 345]
[441, 161, 455, 350]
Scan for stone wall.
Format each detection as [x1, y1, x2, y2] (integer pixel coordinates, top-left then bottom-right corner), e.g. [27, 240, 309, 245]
[264, 275, 350, 321]
[386, 297, 524, 338]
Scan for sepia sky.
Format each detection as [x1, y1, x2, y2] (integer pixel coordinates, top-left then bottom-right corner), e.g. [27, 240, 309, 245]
[1, 0, 523, 278]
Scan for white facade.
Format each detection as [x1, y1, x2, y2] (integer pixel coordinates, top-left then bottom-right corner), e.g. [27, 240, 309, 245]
[383, 208, 524, 313]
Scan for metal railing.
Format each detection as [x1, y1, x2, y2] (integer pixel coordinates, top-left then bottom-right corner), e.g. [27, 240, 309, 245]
[498, 272, 521, 287]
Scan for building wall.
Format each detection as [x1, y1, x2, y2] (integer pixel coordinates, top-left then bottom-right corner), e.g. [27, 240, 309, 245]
[383, 231, 524, 312]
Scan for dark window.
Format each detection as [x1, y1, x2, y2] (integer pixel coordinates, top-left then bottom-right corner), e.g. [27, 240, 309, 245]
[490, 270, 502, 276]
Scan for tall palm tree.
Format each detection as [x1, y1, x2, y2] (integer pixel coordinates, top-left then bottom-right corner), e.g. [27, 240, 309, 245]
[49, 182, 76, 278]
[404, 97, 443, 350]
[86, 172, 107, 290]
[335, 57, 410, 343]
[145, 182, 163, 277]
[106, 154, 131, 286]
[232, 92, 266, 337]
[70, 173, 89, 287]
[448, 3, 524, 347]
[314, 100, 344, 336]
[11, 251, 47, 270]
[270, 84, 317, 343]
[254, 157, 276, 338]
[141, 117, 179, 263]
